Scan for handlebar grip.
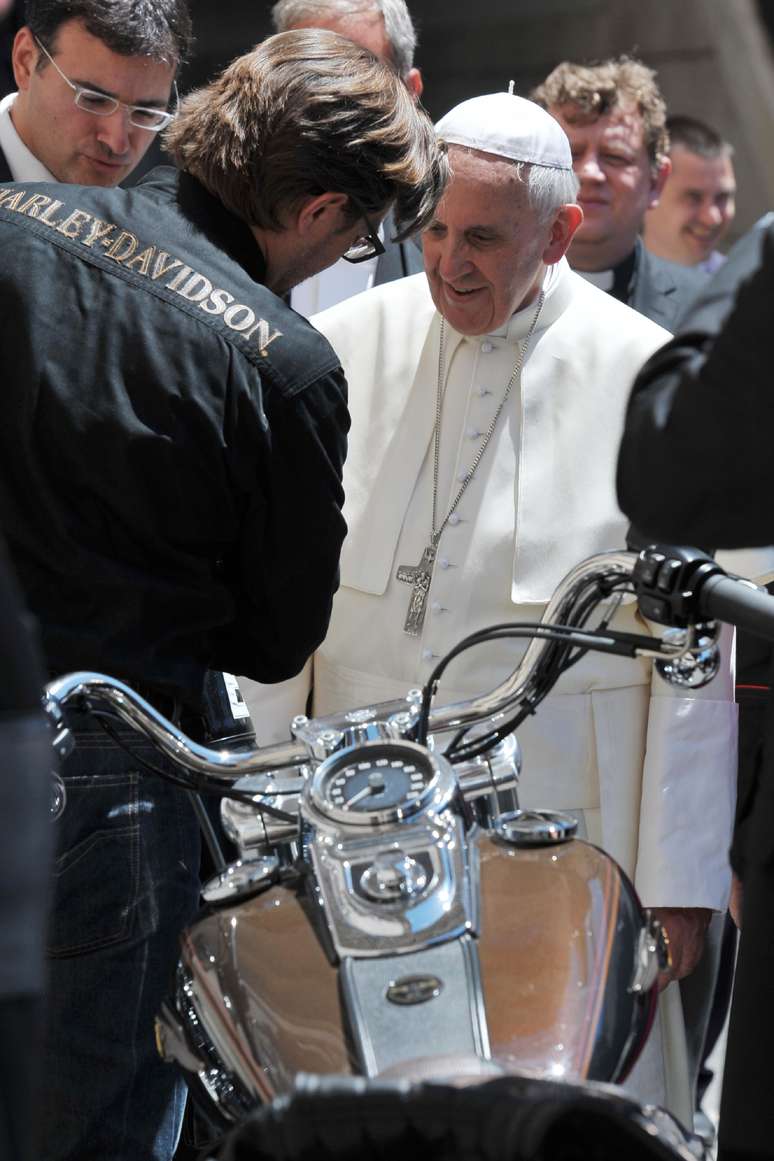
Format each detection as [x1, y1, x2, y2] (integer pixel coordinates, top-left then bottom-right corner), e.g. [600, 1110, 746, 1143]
[699, 574, 774, 641]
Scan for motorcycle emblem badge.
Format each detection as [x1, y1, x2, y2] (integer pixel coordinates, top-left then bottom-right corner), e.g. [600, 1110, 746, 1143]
[385, 974, 443, 1006]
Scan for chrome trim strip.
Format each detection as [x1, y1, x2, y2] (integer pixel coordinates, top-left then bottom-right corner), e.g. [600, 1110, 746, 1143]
[460, 934, 490, 1060]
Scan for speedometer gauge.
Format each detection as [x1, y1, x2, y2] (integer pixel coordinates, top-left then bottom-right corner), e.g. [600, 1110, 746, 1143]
[307, 740, 454, 826]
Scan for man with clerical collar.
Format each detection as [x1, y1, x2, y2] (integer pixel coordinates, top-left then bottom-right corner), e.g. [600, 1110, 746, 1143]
[0, 0, 189, 187]
[247, 90, 737, 1124]
[532, 56, 705, 330]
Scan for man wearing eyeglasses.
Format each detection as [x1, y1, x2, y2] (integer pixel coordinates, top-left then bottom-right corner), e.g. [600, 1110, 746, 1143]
[270, 0, 425, 317]
[0, 27, 447, 1161]
[0, 0, 187, 187]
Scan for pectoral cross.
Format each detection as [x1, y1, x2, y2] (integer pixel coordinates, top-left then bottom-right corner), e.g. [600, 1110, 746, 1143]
[396, 544, 436, 637]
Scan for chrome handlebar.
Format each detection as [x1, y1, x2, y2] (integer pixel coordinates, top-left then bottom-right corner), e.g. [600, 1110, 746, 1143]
[42, 550, 716, 783]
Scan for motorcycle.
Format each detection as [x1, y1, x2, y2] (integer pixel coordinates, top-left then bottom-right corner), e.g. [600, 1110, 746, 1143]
[43, 547, 774, 1161]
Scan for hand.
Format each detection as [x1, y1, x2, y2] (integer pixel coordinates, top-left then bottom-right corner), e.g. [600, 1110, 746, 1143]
[651, 906, 712, 991]
[729, 873, 743, 929]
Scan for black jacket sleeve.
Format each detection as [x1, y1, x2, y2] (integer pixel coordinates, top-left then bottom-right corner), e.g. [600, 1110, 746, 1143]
[0, 535, 46, 713]
[616, 219, 774, 549]
[210, 366, 349, 684]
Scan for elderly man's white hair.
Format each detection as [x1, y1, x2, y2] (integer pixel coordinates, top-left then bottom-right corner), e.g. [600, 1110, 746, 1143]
[271, 0, 417, 78]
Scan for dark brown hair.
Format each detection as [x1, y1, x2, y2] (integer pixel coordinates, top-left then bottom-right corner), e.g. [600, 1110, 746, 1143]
[667, 114, 733, 160]
[532, 56, 668, 168]
[164, 29, 448, 240]
[27, 0, 192, 65]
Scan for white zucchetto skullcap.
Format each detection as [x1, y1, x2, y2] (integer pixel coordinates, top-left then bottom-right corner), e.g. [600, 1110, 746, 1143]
[436, 91, 573, 171]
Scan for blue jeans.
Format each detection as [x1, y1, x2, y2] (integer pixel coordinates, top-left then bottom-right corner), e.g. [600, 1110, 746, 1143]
[40, 711, 202, 1161]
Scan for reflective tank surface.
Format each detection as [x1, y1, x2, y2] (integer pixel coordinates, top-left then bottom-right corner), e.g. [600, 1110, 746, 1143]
[476, 834, 652, 1084]
[177, 834, 652, 1106]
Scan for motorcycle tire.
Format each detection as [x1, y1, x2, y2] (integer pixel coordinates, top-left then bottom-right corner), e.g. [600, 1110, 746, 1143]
[204, 1075, 698, 1161]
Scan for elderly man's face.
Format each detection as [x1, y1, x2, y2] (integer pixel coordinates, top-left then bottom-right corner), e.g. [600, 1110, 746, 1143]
[421, 147, 559, 336]
[549, 101, 667, 270]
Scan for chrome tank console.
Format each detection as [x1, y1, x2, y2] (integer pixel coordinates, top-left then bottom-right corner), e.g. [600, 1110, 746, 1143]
[302, 740, 476, 958]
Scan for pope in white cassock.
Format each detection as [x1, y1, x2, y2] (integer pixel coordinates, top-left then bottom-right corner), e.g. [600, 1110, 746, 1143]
[241, 92, 737, 1124]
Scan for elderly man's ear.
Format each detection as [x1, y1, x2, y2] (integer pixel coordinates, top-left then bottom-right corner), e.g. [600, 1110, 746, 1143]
[543, 203, 584, 265]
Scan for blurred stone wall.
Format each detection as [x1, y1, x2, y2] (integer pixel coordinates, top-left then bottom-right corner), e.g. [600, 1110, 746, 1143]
[183, 0, 774, 241]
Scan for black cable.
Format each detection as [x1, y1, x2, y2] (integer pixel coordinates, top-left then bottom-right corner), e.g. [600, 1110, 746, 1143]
[91, 709, 299, 824]
[417, 578, 643, 761]
[188, 790, 228, 874]
[446, 583, 640, 763]
[414, 622, 593, 746]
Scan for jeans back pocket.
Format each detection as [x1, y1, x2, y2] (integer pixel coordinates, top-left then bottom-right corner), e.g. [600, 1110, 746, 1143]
[47, 772, 141, 958]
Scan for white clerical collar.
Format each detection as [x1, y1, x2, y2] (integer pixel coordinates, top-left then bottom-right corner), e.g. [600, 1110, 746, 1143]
[576, 267, 614, 292]
[500, 256, 575, 345]
[0, 92, 56, 182]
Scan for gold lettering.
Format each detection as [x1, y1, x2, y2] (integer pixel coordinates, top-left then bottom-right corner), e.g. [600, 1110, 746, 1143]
[125, 245, 156, 276]
[150, 251, 182, 281]
[55, 208, 93, 240]
[244, 319, 283, 354]
[82, 218, 115, 248]
[18, 193, 52, 219]
[105, 230, 139, 263]
[166, 265, 194, 292]
[200, 287, 235, 316]
[223, 304, 256, 332]
[38, 200, 65, 227]
[0, 190, 28, 212]
[0, 187, 24, 209]
[176, 272, 212, 302]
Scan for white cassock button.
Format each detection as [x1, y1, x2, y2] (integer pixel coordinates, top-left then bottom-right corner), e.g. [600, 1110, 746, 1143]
[467, 427, 480, 439]
[448, 512, 461, 526]
[422, 648, 434, 661]
[480, 341, 494, 354]
[457, 470, 469, 482]
[439, 556, 450, 569]
[478, 386, 490, 397]
[431, 600, 443, 613]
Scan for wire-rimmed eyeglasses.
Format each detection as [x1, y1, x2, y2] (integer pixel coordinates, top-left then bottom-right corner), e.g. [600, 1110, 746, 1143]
[34, 36, 178, 132]
[342, 199, 386, 264]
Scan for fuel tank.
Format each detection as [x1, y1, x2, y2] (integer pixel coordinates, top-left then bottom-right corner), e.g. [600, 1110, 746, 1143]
[166, 832, 655, 1118]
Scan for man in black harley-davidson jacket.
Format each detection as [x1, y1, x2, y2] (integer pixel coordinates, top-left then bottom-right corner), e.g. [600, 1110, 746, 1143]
[0, 29, 446, 1161]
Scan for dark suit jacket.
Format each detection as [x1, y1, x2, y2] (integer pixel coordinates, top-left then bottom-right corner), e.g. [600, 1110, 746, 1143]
[624, 237, 707, 331]
[373, 210, 424, 286]
[0, 145, 12, 182]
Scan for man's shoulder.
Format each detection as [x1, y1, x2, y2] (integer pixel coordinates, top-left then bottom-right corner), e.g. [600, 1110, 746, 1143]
[0, 171, 341, 387]
[630, 241, 707, 328]
[563, 266, 672, 347]
[642, 247, 707, 294]
[312, 272, 434, 356]
[314, 271, 431, 326]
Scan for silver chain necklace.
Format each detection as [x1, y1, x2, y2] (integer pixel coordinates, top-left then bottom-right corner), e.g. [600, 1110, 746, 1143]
[396, 290, 545, 637]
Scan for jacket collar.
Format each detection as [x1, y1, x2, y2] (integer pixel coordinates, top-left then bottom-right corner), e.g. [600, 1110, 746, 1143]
[137, 166, 268, 285]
